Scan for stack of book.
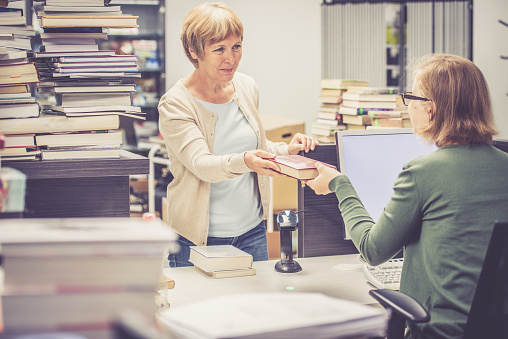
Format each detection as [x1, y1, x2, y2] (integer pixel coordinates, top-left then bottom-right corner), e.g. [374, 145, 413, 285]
[339, 86, 410, 130]
[311, 79, 369, 143]
[0, 1, 41, 161]
[0, 217, 177, 338]
[0, 1, 26, 26]
[189, 245, 256, 279]
[24, 1, 144, 160]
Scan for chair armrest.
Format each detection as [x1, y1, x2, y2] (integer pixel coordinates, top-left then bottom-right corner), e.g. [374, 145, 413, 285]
[369, 289, 430, 323]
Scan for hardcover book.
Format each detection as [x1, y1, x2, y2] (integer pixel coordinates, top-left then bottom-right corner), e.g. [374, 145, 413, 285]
[342, 100, 397, 109]
[342, 92, 398, 102]
[189, 245, 253, 272]
[368, 110, 409, 119]
[342, 114, 372, 126]
[320, 78, 369, 90]
[2, 134, 36, 148]
[268, 154, 336, 180]
[40, 15, 139, 28]
[0, 114, 120, 134]
[0, 62, 40, 85]
[338, 106, 391, 116]
[35, 131, 122, 148]
[345, 86, 399, 94]
[372, 117, 412, 128]
[0, 102, 40, 119]
[40, 147, 120, 160]
[311, 123, 347, 137]
[194, 266, 256, 279]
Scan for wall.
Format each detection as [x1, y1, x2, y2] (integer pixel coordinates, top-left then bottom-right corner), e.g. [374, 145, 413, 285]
[165, 0, 322, 134]
[473, 0, 508, 139]
[165, 1, 507, 139]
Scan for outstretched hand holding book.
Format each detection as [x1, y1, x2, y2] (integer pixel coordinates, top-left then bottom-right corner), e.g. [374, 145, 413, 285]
[266, 155, 336, 181]
[306, 162, 342, 194]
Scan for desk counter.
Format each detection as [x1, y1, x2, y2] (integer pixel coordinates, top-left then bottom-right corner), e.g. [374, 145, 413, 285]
[163, 254, 376, 308]
[5, 150, 148, 218]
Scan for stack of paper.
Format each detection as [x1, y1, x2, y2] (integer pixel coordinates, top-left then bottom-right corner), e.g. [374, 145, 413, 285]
[158, 292, 387, 338]
[0, 217, 177, 337]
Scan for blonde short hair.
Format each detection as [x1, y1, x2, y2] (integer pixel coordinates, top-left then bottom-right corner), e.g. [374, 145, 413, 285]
[181, 2, 243, 68]
[410, 54, 498, 146]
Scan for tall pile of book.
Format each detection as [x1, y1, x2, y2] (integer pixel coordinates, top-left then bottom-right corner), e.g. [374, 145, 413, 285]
[15, 0, 144, 160]
[339, 86, 410, 130]
[0, 1, 41, 161]
[0, 217, 177, 338]
[311, 79, 369, 143]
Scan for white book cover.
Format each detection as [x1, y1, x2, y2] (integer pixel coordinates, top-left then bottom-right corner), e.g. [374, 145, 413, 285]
[189, 245, 253, 272]
[0, 217, 177, 255]
[2, 289, 156, 332]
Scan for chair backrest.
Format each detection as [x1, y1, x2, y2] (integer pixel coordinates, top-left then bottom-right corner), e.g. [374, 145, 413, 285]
[463, 221, 508, 339]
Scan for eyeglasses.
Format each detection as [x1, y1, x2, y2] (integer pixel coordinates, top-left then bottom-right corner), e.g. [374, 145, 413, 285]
[401, 92, 430, 106]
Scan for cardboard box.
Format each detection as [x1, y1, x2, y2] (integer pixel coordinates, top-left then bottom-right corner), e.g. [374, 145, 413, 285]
[261, 114, 305, 144]
[266, 231, 281, 260]
[260, 114, 305, 211]
[162, 197, 168, 224]
[272, 176, 300, 211]
[130, 177, 150, 194]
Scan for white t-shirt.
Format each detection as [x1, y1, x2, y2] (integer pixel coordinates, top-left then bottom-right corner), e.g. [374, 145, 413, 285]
[196, 96, 263, 237]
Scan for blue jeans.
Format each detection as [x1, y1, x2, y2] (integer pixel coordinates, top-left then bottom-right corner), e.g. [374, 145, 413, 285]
[168, 220, 269, 268]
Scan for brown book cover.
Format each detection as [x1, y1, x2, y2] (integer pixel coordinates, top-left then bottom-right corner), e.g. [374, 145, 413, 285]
[0, 62, 40, 85]
[268, 155, 336, 180]
[0, 84, 30, 94]
[41, 16, 139, 28]
[342, 114, 372, 126]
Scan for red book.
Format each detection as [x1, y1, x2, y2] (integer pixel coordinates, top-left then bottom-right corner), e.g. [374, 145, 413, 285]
[268, 155, 336, 180]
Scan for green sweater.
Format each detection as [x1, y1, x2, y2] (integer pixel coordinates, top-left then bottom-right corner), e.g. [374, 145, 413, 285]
[330, 144, 508, 339]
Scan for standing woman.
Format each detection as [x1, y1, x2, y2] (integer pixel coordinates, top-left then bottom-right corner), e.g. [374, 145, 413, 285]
[306, 54, 508, 338]
[158, 2, 318, 267]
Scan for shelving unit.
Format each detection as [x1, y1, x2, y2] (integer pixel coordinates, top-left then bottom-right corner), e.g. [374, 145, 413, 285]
[7, 151, 149, 218]
[102, 0, 166, 149]
[102, 0, 170, 217]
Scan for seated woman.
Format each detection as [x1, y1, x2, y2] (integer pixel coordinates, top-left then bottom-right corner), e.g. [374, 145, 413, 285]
[306, 53, 508, 338]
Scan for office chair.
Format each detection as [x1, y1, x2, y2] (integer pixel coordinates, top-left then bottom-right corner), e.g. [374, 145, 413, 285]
[369, 221, 508, 339]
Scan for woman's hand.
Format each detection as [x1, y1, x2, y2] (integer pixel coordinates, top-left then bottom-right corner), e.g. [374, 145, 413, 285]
[305, 162, 342, 195]
[244, 150, 284, 177]
[288, 133, 319, 155]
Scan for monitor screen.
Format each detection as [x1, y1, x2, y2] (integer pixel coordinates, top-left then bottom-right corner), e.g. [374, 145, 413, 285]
[335, 128, 437, 239]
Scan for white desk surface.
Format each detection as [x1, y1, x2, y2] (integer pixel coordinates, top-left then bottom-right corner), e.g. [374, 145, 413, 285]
[163, 254, 377, 308]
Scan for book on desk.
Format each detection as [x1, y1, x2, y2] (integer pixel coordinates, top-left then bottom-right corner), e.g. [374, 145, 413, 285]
[189, 245, 256, 278]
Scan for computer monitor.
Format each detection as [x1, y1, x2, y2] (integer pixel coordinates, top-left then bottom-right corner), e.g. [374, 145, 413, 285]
[335, 128, 438, 239]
